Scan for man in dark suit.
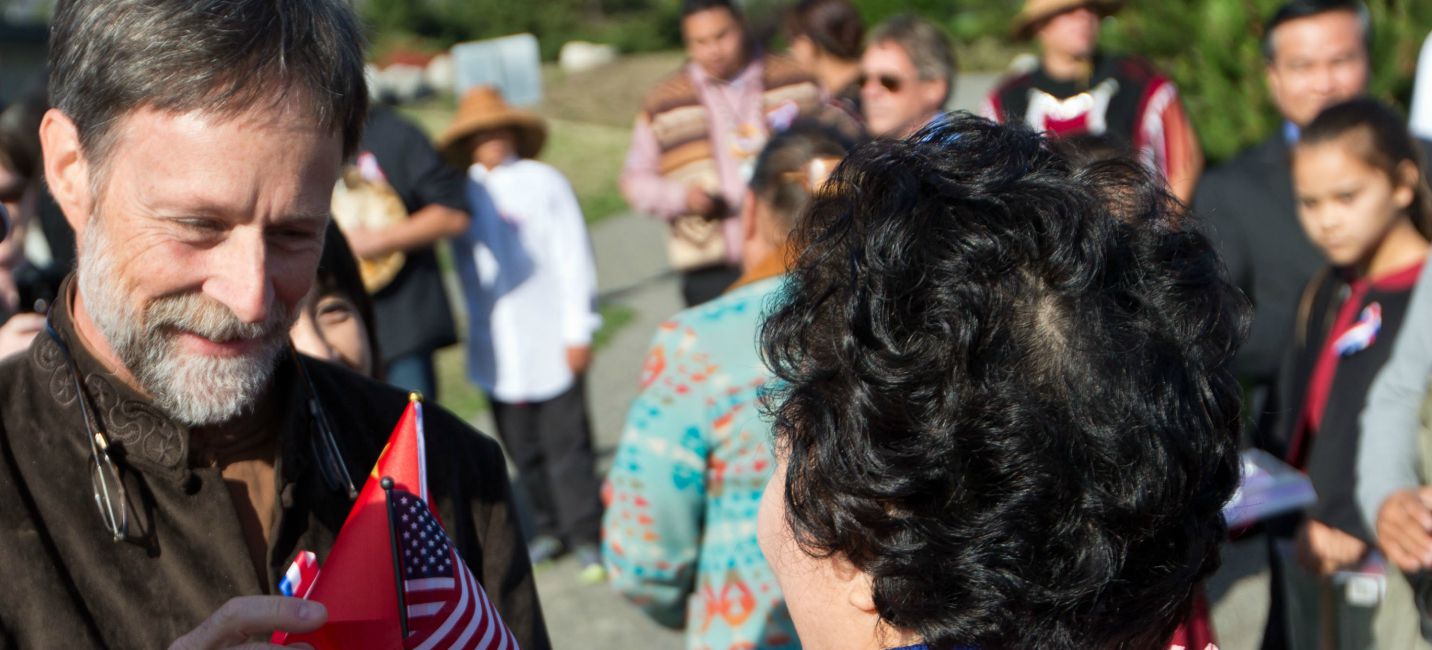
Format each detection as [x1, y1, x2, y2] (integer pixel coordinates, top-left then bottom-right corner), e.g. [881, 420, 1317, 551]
[1196, 2, 1432, 647]
[1196, 0, 1421, 451]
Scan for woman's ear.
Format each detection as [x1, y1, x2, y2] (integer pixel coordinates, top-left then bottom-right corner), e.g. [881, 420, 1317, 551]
[39, 109, 94, 235]
[1393, 159, 1420, 211]
[739, 188, 759, 244]
[833, 554, 877, 613]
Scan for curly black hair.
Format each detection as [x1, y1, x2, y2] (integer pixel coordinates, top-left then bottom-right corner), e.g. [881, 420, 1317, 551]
[759, 114, 1247, 649]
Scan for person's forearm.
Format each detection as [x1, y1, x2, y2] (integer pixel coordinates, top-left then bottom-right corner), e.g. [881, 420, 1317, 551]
[620, 171, 690, 221]
[1357, 260, 1432, 533]
[345, 204, 470, 259]
[620, 117, 691, 220]
[1162, 98, 1203, 204]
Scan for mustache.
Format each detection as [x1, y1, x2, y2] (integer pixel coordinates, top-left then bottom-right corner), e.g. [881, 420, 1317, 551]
[144, 293, 291, 343]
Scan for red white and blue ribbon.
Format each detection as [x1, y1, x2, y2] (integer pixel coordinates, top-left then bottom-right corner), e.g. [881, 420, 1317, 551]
[1333, 303, 1382, 357]
[279, 550, 320, 599]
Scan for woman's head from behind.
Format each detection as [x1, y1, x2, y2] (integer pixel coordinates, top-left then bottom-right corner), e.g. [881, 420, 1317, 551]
[739, 122, 852, 269]
[756, 114, 1246, 649]
[785, 0, 865, 69]
[290, 223, 380, 378]
[1292, 97, 1432, 273]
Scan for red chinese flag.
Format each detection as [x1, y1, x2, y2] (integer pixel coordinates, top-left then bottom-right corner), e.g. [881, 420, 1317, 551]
[277, 397, 518, 649]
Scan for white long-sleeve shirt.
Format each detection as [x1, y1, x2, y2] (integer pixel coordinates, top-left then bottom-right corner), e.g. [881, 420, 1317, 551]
[1413, 32, 1432, 140]
[454, 157, 600, 403]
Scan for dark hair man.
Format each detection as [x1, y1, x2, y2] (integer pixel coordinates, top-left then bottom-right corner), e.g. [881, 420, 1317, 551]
[1195, 0, 1426, 454]
[859, 14, 955, 139]
[755, 114, 1246, 649]
[621, 0, 830, 307]
[1196, 0, 1381, 436]
[982, 0, 1203, 203]
[0, 1, 548, 647]
[1195, 2, 1432, 647]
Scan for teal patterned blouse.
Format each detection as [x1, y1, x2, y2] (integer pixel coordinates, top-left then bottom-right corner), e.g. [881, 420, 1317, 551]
[602, 276, 798, 650]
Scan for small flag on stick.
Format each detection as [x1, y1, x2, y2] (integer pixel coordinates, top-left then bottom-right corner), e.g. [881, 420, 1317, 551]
[277, 396, 520, 649]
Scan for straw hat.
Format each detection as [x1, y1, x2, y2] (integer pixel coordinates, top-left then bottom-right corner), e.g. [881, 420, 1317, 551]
[437, 85, 547, 165]
[1012, 0, 1123, 41]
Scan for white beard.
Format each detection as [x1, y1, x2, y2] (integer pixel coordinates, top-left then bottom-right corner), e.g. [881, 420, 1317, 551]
[76, 220, 293, 427]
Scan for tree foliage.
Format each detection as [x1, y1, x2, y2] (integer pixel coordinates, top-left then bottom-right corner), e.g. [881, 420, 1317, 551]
[1100, 0, 1432, 163]
[358, 0, 683, 60]
[361, 0, 1432, 163]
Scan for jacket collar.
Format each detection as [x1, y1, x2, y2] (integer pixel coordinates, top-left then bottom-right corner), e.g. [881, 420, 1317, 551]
[33, 275, 309, 485]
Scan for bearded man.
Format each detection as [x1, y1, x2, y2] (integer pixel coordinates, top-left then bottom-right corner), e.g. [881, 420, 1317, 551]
[0, 1, 549, 648]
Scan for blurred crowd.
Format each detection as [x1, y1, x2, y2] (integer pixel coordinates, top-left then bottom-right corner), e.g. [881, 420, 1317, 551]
[4, 0, 1432, 648]
[601, 0, 1432, 648]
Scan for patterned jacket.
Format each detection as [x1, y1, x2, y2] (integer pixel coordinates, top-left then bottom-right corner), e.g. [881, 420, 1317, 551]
[603, 276, 798, 650]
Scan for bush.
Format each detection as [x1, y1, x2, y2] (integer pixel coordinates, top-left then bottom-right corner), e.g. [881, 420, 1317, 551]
[360, 0, 683, 61]
[362, 0, 1432, 164]
[1101, 0, 1432, 164]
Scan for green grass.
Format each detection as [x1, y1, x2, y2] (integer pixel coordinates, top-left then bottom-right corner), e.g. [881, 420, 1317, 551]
[435, 302, 639, 423]
[435, 343, 487, 422]
[542, 117, 631, 226]
[592, 302, 637, 350]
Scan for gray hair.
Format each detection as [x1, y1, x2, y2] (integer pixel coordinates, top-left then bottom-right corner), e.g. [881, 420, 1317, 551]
[868, 14, 956, 105]
[48, 0, 369, 174]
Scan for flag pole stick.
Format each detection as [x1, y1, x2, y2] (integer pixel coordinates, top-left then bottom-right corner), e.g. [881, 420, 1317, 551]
[381, 476, 410, 640]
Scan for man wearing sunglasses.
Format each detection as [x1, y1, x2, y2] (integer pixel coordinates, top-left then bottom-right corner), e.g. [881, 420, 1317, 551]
[859, 14, 956, 139]
[0, 1, 549, 648]
[980, 0, 1203, 204]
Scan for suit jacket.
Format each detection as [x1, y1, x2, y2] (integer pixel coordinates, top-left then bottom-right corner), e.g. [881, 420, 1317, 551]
[1196, 135, 1325, 387]
[0, 280, 550, 649]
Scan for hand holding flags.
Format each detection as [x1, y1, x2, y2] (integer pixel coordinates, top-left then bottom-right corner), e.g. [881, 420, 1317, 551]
[276, 395, 520, 649]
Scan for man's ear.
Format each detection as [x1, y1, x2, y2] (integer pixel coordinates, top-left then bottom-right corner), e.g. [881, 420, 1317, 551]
[40, 108, 94, 235]
[1264, 64, 1282, 106]
[923, 78, 950, 116]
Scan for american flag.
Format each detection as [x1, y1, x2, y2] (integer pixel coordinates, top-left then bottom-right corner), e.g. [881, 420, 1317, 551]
[393, 489, 519, 650]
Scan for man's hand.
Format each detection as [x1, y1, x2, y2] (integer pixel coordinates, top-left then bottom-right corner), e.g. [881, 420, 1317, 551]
[168, 596, 325, 650]
[0, 312, 43, 360]
[685, 186, 716, 218]
[566, 345, 592, 376]
[1377, 487, 1432, 573]
[1295, 518, 1367, 576]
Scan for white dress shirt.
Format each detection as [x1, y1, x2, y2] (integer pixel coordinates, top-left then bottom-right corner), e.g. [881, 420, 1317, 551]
[455, 157, 600, 403]
[1413, 32, 1432, 140]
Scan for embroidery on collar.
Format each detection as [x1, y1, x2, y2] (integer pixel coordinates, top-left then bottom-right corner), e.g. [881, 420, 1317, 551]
[32, 329, 187, 470]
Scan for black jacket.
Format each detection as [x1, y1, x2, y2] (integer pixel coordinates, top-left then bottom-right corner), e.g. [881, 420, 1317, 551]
[1272, 264, 1423, 544]
[363, 106, 464, 363]
[1196, 135, 1326, 387]
[0, 285, 550, 649]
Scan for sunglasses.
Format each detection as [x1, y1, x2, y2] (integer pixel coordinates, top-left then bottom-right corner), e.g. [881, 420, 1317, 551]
[858, 72, 909, 94]
[0, 181, 27, 206]
[45, 316, 128, 541]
